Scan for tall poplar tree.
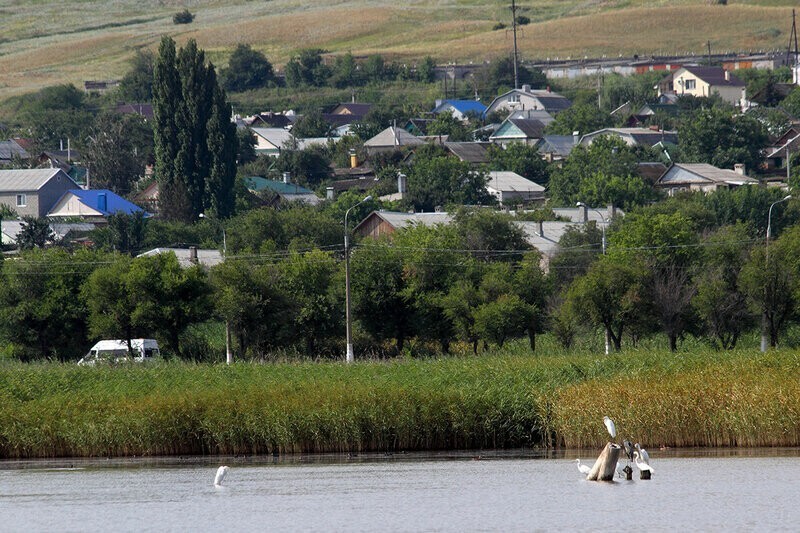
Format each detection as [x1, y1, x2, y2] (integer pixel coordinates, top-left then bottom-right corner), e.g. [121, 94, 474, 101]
[153, 37, 237, 222]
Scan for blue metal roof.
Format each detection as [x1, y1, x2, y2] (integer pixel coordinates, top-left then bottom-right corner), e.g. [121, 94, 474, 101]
[68, 189, 146, 216]
[435, 100, 487, 115]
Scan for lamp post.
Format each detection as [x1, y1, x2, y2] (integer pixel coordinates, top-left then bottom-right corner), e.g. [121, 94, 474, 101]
[199, 213, 232, 364]
[761, 195, 792, 352]
[344, 195, 372, 363]
[577, 202, 609, 354]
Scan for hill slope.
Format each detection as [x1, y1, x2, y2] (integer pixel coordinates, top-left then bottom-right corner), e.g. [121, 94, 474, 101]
[0, 1, 796, 97]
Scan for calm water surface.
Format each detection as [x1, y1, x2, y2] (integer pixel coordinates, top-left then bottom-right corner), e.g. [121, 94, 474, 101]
[1, 450, 798, 532]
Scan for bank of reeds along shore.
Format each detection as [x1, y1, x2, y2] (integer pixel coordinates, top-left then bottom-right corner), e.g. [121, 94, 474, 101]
[1, 347, 799, 459]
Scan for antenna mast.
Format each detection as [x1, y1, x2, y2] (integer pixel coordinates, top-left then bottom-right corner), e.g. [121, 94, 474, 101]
[511, 0, 519, 89]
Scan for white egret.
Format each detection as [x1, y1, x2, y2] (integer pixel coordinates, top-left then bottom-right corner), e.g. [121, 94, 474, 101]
[633, 451, 654, 474]
[634, 443, 650, 464]
[615, 461, 626, 479]
[603, 416, 617, 439]
[574, 458, 591, 475]
[214, 465, 229, 487]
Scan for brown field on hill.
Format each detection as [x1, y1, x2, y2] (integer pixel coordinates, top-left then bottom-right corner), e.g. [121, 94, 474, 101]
[0, 1, 795, 98]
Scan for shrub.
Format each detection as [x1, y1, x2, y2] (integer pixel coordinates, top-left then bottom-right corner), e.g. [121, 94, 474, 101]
[173, 9, 194, 24]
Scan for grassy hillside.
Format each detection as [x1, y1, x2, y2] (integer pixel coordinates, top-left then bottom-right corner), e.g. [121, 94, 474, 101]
[0, 1, 796, 98]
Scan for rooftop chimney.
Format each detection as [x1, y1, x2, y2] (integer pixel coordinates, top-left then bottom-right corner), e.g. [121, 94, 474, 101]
[398, 173, 407, 199]
[734, 163, 746, 175]
[580, 204, 588, 223]
[189, 246, 198, 265]
[724, 70, 730, 82]
[538, 219, 544, 237]
[573, 131, 580, 145]
[522, 84, 531, 93]
[97, 192, 107, 213]
[326, 186, 335, 201]
[282, 172, 291, 184]
[349, 149, 358, 169]
[607, 204, 617, 219]
[546, 85, 551, 93]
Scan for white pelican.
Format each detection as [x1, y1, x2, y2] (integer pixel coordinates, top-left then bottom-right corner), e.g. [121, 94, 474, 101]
[633, 451, 654, 473]
[634, 443, 650, 463]
[603, 416, 617, 438]
[574, 458, 591, 475]
[214, 465, 229, 487]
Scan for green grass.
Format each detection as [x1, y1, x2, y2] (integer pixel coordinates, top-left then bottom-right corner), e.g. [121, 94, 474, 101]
[0, 1, 796, 99]
[1, 340, 799, 458]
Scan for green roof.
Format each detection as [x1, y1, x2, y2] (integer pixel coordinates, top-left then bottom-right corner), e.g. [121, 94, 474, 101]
[243, 176, 314, 195]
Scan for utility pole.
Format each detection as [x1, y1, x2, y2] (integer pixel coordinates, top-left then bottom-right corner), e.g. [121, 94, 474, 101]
[511, 0, 519, 89]
[707, 40, 712, 66]
[788, 9, 799, 83]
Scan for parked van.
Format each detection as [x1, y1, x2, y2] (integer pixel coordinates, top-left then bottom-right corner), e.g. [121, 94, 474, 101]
[77, 339, 160, 366]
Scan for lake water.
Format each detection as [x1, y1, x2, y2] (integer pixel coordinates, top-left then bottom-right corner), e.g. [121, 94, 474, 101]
[1, 450, 799, 532]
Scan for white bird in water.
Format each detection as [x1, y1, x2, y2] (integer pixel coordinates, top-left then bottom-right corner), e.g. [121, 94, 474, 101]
[603, 416, 617, 439]
[634, 443, 650, 464]
[615, 461, 626, 479]
[214, 465, 229, 487]
[633, 451, 654, 474]
[575, 458, 591, 475]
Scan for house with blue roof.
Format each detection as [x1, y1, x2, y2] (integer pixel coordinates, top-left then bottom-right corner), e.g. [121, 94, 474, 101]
[47, 189, 148, 221]
[432, 100, 487, 121]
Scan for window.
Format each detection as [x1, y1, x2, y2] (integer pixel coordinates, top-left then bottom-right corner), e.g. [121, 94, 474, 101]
[685, 79, 696, 90]
[16, 194, 26, 207]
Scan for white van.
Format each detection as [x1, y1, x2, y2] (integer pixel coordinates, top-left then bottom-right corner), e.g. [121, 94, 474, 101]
[77, 339, 160, 366]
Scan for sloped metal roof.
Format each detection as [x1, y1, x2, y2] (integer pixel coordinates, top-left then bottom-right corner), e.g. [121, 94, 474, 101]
[0, 168, 75, 192]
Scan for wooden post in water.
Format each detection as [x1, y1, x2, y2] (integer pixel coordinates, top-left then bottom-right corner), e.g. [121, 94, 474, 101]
[640, 469, 651, 480]
[587, 443, 622, 481]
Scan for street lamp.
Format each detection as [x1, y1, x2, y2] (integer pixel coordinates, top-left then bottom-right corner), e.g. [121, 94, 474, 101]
[761, 194, 792, 352]
[577, 202, 609, 354]
[344, 195, 372, 363]
[199, 213, 232, 364]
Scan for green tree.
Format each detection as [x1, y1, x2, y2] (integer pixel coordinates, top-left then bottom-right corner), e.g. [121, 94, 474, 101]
[278, 249, 343, 354]
[548, 222, 604, 291]
[406, 156, 493, 211]
[126, 253, 212, 357]
[0, 249, 105, 360]
[548, 135, 638, 205]
[545, 102, 613, 136]
[678, 107, 768, 173]
[513, 251, 551, 351]
[739, 224, 800, 348]
[330, 52, 361, 88]
[284, 49, 330, 88]
[92, 212, 148, 255]
[565, 257, 647, 351]
[16, 216, 54, 249]
[83, 254, 139, 351]
[153, 37, 237, 221]
[20, 84, 94, 150]
[210, 260, 291, 358]
[291, 110, 331, 138]
[576, 171, 658, 211]
[782, 86, 800, 118]
[350, 240, 414, 352]
[84, 112, 153, 195]
[486, 142, 549, 185]
[474, 293, 532, 348]
[118, 50, 156, 102]
[427, 112, 470, 141]
[453, 208, 529, 262]
[221, 44, 275, 92]
[416, 56, 437, 83]
[692, 223, 753, 349]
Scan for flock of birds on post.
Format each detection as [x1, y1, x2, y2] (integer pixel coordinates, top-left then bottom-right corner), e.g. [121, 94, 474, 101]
[574, 416, 654, 478]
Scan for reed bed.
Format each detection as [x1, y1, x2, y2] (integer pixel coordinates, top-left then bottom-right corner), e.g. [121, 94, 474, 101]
[0, 347, 798, 458]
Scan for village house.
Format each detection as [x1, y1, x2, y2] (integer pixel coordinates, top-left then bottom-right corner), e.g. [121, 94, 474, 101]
[483, 85, 572, 117]
[0, 168, 80, 218]
[485, 171, 545, 205]
[431, 99, 487, 121]
[47, 189, 148, 223]
[655, 163, 759, 195]
[659, 66, 746, 107]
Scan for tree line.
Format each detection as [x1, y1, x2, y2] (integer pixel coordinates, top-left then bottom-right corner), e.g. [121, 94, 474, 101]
[2, 186, 799, 362]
